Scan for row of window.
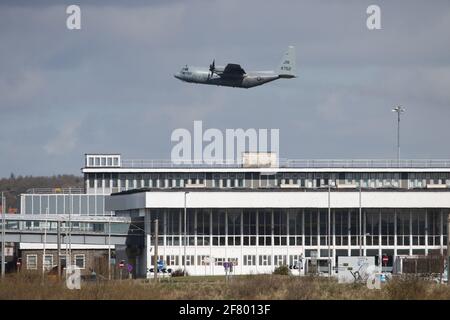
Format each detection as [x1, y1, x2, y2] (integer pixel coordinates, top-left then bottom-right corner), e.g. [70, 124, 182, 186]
[26, 254, 85, 270]
[151, 235, 445, 247]
[86, 172, 450, 190]
[146, 208, 448, 237]
[154, 255, 304, 267]
[88, 172, 450, 180]
[3, 220, 127, 234]
[22, 194, 108, 215]
[86, 155, 120, 167]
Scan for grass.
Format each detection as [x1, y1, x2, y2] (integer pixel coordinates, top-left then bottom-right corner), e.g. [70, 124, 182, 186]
[1, 272, 450, 300]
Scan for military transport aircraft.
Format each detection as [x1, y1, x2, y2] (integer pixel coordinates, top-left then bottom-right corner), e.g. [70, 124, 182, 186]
[174, 46, 296, 88]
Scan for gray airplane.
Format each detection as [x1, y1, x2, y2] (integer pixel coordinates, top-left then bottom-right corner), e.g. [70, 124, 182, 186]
[174, 46, 296, 88]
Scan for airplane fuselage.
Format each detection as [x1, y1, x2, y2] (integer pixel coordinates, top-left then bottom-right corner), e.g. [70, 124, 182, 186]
[174, 46, 296, 88]
[174, 67, 282, 89]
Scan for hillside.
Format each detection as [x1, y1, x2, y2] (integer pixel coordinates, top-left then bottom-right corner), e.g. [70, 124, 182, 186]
[0, 174, 83, 211]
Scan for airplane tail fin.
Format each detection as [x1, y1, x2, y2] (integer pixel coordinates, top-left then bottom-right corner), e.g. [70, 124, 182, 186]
[277, 46, 296, 78]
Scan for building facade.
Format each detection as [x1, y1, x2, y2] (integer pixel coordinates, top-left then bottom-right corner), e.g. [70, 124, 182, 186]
[79, 154, 450, 277]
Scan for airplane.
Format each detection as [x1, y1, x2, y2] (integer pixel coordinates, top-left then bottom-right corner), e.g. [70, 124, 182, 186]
[174, 46, 296, 88]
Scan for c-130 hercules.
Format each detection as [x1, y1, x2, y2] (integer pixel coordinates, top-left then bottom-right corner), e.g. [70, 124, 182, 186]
[174, 46, 296, 88]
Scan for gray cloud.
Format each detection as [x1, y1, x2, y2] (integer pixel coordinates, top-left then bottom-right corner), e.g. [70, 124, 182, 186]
[0, 0, 449, 177]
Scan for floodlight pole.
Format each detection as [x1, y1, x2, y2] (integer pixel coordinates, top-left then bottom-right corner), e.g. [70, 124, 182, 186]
[359, 183, 362, 256]
[1, 192, 5, 279]
[392, 106, 405, 163]
[328, 184, 331, 277]
[68, 189, 72, 266]
[57, 219, 61, 280]
[153, 218, 158, 281]
[42, 207, 48, 282]
[108, 213, 111, 280]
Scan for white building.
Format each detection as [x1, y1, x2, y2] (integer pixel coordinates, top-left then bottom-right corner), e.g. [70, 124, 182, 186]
[80, 154, 450, 277]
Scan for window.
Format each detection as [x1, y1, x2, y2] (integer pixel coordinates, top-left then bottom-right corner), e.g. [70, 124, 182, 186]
[412, 209, 426, 245]
[215, 257, 225, 266]
[273, 210, 287, 245]
[427, 209, 441, 246]
[334, 210, 349, 246]
[59, 254, 69, 268]
[182, 255, 195, 266]
[258, 255, 272, 266]
[396, 209, 410, 246]
[227, 209, 241, 246]
[243, 255, 256, 266]
[197, 209, 211, 246]
[274, 255, 287, 266]
[112, 174, 118, 188]
[74, 254, 85, 269]
[44, 254, 53, 270]
[289, 255, 303, 268]
[258, 210, 272, 245]
[213, 174, 220, 187]
[197, 255, 212, 266]
[304, 209, 318, 246]
[104, 174, 110, 188]
[166, 255, 179, 266]
[381, 209, 395, 245]
[228, 258, 239, 266]
[27, 254, 37, 270]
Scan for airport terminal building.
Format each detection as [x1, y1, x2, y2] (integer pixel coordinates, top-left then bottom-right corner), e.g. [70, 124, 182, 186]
[79, 154, 450, 277]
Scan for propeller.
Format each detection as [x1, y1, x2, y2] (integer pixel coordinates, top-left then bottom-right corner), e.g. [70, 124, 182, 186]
[208, 59, 215, 79]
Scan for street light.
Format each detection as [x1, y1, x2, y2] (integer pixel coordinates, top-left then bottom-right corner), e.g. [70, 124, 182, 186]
[321, 182, 336, 277]
[327, 183, 333, 277]
[392, 106, 405, 162]
[108, 212, 112, 280]
[183, 191, 189, 276]
[1, 192, 5, 279]
[359, 181, 363, 257]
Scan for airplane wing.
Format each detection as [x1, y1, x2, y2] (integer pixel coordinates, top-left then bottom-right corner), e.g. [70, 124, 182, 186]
[221, 63, 246, 78]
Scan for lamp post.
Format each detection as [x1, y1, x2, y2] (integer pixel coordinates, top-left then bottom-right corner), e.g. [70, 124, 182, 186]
[57, 218, 61, 280]
[325, 182, 337, 277]
[153, 218, 158, 281]
[1, 192, 5, 279]
[328, 183, 331, 277]
[108, 213, 111, 280]
[359, 182, 363, 257]
[68, 189, 72, 267]
[42, 207, 48, 282]
[392, 106, 405, 163]
[183, 191, 189, 276]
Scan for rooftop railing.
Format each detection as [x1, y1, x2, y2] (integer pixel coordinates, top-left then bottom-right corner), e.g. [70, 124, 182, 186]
[25, 187, 84, 194]
[117, 159, 450, 169]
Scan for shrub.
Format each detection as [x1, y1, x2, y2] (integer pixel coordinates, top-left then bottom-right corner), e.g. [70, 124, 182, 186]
[273, 265, 290, 276]
[171, 268, 188, 277]
[385, 275, 429, 300]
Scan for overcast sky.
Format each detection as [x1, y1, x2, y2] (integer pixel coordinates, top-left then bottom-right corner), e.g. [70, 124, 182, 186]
[1, 0, 450, 177]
